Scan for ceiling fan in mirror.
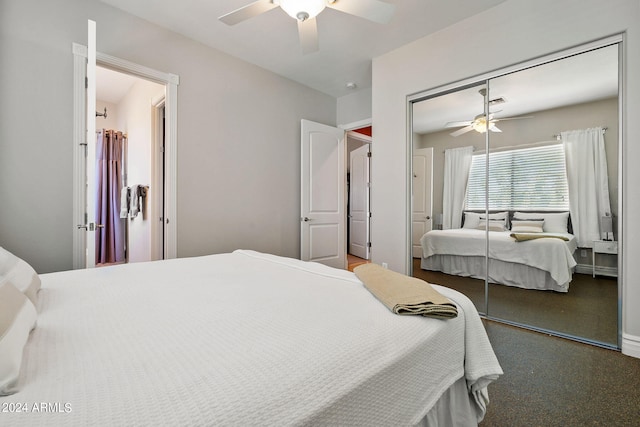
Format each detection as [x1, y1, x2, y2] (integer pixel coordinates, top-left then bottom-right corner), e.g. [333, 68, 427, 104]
[445, 89, 533, 137]
[218, 0, 395, 54]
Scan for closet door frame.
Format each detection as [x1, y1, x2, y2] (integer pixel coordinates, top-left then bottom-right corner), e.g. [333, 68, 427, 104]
[407, 34, 623, 348]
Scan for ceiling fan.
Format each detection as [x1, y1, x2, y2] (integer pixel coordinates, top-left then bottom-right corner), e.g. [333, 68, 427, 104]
[445, 89, 533, 137]
[218, 0, 395, 54]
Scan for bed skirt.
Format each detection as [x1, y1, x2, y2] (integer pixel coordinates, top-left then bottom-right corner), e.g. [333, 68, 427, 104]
[421, 254, 570, 292]
[417, 376, 479, 426]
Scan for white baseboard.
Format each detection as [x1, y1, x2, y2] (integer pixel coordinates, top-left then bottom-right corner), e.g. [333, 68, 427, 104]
[574, 263, 617, 277]
[575, 264, 591, 275]
[622, 333, 640, 359]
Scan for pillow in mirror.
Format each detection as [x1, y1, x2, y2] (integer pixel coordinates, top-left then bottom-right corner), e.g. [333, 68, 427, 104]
[463, 211, 508, 229]
[513, 212, 569, 233]
[476, 219, 507, 232]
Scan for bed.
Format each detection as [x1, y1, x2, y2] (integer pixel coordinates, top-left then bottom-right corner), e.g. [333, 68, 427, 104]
[420, 212, 578, 292]
[1, 249, 502, 426]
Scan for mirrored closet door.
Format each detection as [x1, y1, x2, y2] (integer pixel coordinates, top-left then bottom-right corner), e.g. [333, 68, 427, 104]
[410, 42, 621, 348]
[411, 82, 490, 315]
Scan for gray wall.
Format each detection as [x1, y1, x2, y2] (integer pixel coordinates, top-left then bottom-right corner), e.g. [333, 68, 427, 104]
[337, 88, 372, 127]
[0, 0, 336, 273]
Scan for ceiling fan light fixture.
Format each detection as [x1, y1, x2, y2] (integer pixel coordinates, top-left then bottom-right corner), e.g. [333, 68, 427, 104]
[472, 115, 489, 133]
[277, 0, 327, 21]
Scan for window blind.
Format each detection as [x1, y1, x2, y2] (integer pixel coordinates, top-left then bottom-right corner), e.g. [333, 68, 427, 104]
[465, 144, 570, 211]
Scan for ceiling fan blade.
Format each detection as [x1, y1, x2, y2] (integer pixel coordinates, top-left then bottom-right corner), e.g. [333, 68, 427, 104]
[489, 124, 502, 133]
[450, 125, 474, 137]
[298, 17, 319, 54]
[445, 120, 472, 128]
[219, 0, 278, 25]
[327, 0, 395, 24]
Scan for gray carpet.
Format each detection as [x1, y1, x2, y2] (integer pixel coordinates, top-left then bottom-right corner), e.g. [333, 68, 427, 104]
[412, 259, 618, 345]
[480, 321, 640, 426]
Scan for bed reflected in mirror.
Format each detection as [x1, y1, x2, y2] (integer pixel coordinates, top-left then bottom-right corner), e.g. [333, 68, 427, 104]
[410, 43, 620, 347]
[411, 83, 489, 315]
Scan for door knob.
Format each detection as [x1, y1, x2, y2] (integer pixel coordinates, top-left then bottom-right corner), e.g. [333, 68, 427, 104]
[302, 217, 312, 222]
[77, 223, 105, 231]
[426, 216, 431, 220]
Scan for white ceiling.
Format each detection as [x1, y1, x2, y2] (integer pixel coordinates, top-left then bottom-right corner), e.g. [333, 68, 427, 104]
[95, 0, 618, 129]
[96, 66, 139, 104]
[98, 0, 508, 98]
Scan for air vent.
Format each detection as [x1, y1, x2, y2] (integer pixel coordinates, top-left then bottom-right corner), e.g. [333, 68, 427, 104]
[489, 97, 506, 106]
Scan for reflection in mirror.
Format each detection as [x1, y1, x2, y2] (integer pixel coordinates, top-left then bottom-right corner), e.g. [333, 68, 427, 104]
[410, 43, 620, 347]
[485, 45, 619, 346]
[411, 83, 489, 315]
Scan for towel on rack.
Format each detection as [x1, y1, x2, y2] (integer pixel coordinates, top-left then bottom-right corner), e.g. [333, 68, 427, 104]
[129, 185, 149, 218]
[138, 186, 148, 216]
[120, 187, 130, 219]
[130, 185, 140, 217]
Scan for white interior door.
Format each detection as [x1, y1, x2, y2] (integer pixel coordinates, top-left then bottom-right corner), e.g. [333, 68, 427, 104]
[300, 119, 346, 269]
[412, 147, 433, 258]
[349, 144, 371, 259]
[80, 19, 98, 268]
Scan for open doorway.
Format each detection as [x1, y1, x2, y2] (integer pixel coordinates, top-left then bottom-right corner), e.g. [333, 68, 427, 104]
[346, 126, 372, 271]
[299, 120, 371, 271]
[72, 40, 179, 269]
[94, 66, 165, 265]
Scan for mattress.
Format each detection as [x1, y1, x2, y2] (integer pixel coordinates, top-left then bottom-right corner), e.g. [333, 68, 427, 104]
[420, 229, 577, 291]
[1, 250, 501, 426]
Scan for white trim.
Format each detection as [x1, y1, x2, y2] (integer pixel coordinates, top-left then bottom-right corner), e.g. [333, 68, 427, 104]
[97, 52, 180, 86]
[164, 81, 178, 259]
[622, 333, 640, 359]
[346, 130, 372, 144]
[71, 43, 179, 267]
[151, 97, 166, 261]
[575, 264, 617, 277]
[339, 118, 371, 131]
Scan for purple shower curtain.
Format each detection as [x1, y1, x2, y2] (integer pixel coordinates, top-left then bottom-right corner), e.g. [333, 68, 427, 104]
[95, 130, 126, 264]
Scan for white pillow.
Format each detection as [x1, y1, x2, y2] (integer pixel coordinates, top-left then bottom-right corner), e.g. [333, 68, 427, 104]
[511, 220, 545, 233]
[476, 219, 506, 232]
[0, 280, 37, 395]
[462, 212, 482, 229]
[0, 247, 41, 305]
[463, 211, 508, 229]
[513, 212, 569, 233]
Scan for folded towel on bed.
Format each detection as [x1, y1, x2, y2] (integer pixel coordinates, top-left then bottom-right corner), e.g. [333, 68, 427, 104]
[510, 233, 570, 242]
[354, 263, 458, 318]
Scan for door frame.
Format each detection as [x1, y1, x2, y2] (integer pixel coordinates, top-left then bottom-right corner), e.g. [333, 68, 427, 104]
[72, 42, 179, 268]
[341, 120, 372, 263]
[298, 119, 372, 268]
[347, 132, 372, 260]
[151, 96, 166, 261]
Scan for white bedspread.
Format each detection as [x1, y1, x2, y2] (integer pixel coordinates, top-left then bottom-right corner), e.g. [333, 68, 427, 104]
[1, 250, 501, 426]
[421, 229, 577, 289]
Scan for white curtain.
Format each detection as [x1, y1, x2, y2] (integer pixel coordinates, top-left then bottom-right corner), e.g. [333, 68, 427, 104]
[562, 127, 611, 247]
[443, 146, 474, 229]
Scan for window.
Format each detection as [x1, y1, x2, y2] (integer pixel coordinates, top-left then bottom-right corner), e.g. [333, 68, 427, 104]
[465, 144, 569, 211]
